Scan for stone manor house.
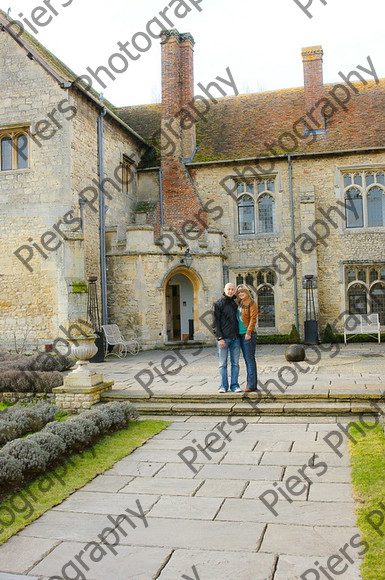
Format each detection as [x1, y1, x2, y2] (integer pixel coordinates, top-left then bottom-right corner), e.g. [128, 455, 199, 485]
[1, 9, 385, 351]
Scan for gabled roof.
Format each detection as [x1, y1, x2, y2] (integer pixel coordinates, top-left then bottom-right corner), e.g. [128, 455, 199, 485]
[0, 9, 148, 146]
[116, 79, 385, 167]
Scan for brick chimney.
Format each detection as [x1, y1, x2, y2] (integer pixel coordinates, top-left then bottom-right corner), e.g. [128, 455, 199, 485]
[302, 46, 324, 121]
[159, 30, 205, 234]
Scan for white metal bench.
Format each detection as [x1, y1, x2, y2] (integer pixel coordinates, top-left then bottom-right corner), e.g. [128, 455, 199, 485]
[102, 324, 140, 357]
[343, 313, 381, 344]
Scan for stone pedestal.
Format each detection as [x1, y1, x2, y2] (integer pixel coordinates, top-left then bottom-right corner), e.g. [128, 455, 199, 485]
[53, 362, 114, 412]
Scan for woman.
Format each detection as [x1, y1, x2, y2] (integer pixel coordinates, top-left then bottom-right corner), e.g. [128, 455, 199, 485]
[236, 284, 258, 392]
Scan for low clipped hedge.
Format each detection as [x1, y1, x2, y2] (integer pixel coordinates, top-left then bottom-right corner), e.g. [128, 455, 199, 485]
[0, 352, 75, 394]
[0, 402, 138, 493]
[0, 402, 58, 447]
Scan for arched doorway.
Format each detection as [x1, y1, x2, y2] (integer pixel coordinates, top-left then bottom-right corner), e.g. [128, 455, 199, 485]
[165, 273, 194, 341]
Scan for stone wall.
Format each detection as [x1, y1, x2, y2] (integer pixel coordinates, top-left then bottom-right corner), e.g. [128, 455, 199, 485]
[0, 32, 74, 351]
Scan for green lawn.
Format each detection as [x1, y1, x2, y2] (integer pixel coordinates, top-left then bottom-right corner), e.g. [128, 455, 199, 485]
[349, 422, 385, 580]
[0, 419, 169, 544]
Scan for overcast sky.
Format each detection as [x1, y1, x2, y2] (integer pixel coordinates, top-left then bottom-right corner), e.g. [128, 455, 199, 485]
[3, 0, 385, 107]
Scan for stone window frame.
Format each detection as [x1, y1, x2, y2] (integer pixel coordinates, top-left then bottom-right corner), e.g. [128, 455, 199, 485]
[122, 154, 135, 195]
[341, 169, 385, 229]
[345, 264, 385, 326]
[235, 177, 276, 235]
[0, 125, 30, 171]
[235, 269, 277, 328]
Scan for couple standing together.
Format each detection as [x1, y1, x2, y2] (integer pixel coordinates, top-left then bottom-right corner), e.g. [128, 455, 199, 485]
[213, 282, 258, 393]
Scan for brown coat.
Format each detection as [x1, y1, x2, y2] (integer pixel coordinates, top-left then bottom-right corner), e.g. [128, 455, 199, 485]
[238, 296, 258, 334]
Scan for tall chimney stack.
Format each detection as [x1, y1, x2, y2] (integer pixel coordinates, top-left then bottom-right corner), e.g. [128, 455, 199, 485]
[302, 46, 324, 123]
[160, 29, 196, 159]
[158, 30, 205, 233]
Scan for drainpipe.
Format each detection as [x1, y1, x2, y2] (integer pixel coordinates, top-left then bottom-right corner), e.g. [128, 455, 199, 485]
[98, 97, 108, 325]
[288, 155, 299, 332]
[159, 168, 164, 226]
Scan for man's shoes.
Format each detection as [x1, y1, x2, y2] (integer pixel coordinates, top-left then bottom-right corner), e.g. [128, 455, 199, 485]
[218, 387, 227, 393]
[244, 388, 257, 392]
[231, 386, 243, 392]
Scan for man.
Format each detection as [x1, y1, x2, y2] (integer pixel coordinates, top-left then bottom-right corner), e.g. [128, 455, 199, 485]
[213, 282, 242, 393]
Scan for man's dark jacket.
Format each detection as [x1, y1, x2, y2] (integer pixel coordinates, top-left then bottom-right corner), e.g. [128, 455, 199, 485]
[213, 293, 239, 340]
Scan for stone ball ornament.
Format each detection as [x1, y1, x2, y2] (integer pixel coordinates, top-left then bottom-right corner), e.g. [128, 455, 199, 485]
[285, 344, 306, 362]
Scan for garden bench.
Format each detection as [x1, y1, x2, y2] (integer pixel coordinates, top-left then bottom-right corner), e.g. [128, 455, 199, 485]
[343, 313, 381, 344]
[102, 324, 140, 357]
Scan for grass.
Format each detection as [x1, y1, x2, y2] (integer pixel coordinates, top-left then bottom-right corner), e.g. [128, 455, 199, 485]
[349, 422, 385, 579]
[0, 418, 169, 544]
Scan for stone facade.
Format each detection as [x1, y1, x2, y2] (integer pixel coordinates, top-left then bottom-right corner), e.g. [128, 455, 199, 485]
[0, 21, 145, 351]
[1, 16, 384, 351]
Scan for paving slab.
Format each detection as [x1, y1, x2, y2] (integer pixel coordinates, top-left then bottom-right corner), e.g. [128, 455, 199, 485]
[194, 479, 246, 498]
[119, 477, 202, 496]
[51, 491, 160, 515]
[242, 480, 309, 500]
[197, 463, 283, 481]
[274, 554, 361, 580]
[308, 482, 355, 502]
[106, 461, 165, 477]
[147, 496, 223, 519]
[284, 465, 353, 483]
[0, 537, 59, 574]
[0, 575, 38, 580]
[260, 523, 361, 556]
[216, 498, 356, 526]
[29, 542, 172, 580]
[79, 475, 135, 493]
[254, 440, 293, 451]
[259, 451, 315, 466]
[153, 462, 205, 478]
[156, 549, 276, 580]
[220, 451, 263, 464]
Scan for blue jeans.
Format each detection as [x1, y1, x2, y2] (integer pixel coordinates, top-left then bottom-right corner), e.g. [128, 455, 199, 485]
[217, 338, 240, 391]
[240, 332, 257, 390]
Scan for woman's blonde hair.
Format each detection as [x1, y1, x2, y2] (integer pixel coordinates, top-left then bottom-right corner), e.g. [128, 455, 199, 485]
[236, 285, 252, 300]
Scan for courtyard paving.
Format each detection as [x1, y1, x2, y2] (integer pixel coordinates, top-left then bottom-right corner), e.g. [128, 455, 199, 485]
[0, 342, 384, 579]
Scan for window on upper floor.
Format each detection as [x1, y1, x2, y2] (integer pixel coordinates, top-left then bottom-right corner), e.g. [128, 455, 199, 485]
[236, 178, 276, 234]
[0, 128, 29, 171]
[122, 154, 134, 194]
[343, 171, 385, 228]
[235, 269, 276, 327]
[345, 265, 385, 324]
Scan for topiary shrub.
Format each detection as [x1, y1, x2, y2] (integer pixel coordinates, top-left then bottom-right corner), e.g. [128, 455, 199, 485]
[0, 402, 59, 446]
[67, 415, 100, 442]
[0, 353, 75, 372]
[0, 370, 63, 393]
[27, 432, 67, 464]
[1, 439, 49, 475]
[288, 324, 301, 344]
[119, 401, 139, 421]
[0, 455, 24, 488]
[85, 408, 114, 432]
[322, 323, 338, 343]
[99, 402, 128, 430]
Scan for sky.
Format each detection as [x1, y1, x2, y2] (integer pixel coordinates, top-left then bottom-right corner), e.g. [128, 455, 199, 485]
[2, 0, 385, 107]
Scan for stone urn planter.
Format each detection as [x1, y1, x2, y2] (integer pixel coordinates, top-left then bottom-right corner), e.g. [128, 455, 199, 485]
[68, 335, 98, 375]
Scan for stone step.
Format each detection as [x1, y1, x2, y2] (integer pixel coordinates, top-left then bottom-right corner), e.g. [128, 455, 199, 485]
[100, 390, 383, 416]
[101, 389, 384, 403]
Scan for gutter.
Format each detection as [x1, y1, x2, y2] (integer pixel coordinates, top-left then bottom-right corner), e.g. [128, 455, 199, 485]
[184, 145, 385, 168]
[288, 155, 300, 333]
[97, 103, 108, 325]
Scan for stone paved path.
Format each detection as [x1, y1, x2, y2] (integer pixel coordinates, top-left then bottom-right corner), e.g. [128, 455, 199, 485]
[0, 416, 363, 580]
[87, 343, 385, 397]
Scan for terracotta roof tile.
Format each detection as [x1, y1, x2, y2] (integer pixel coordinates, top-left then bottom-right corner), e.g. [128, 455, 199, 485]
[116, 80, 385, 166]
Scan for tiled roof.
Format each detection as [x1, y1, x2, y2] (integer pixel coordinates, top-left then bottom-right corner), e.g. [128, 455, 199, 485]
[116, 80, 385, 166]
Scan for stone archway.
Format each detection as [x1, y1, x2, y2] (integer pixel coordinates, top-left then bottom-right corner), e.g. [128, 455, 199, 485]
[163, 266, 201, 342]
